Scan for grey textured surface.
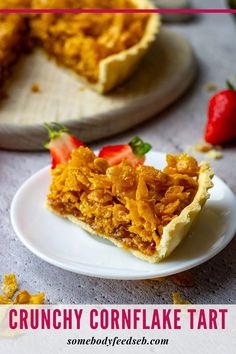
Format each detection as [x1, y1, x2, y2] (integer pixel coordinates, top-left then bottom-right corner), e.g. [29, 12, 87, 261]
[0, 0, 236, 304]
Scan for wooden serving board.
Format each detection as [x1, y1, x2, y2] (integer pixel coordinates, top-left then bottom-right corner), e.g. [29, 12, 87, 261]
[0, 28, 196, 151]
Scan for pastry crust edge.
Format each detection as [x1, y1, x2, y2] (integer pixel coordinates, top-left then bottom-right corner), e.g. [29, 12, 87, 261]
[83, 0, 161, 93]
[47, 162, 214, 264]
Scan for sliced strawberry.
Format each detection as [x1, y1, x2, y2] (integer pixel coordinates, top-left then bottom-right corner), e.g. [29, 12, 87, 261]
[99, 137, 152, 168]
[44, 123, 86, 169]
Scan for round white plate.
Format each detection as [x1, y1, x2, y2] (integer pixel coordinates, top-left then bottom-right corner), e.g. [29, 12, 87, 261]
[11, 151, 236, 280]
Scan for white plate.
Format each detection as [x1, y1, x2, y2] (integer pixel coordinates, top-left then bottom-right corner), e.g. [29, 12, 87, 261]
[11, 151, 236, 280]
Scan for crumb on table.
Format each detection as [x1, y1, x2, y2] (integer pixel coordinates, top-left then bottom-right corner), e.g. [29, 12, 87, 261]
[172, 292, 191, 305]
[193, 142, 213, 153]
[31, 83, 41, 93]
[191, 141, 223, 160]
[207, 150, 223, 160]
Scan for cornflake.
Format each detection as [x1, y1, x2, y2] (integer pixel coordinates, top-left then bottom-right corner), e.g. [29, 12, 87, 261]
[207, 150, 223, 160]
[0, 294, 13, 305]
[0, 274, 45, 305]
[31, 83, 41, 93]
[1, 273, 18, 298]
[172, 292, 191, 305]
[191, 142, 223, 160]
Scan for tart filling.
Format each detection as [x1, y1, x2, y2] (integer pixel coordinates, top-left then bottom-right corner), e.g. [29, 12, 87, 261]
[47, 147, 214, 263]
[0, 14, 26, 87]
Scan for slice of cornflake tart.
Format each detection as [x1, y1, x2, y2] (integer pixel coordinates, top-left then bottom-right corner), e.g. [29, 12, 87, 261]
[30, 0, 160, 93]
[45, 126, 214, 263]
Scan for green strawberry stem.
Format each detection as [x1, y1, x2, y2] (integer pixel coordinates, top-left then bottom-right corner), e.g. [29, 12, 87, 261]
[226, 80, 236, 91]
[129, 136, 152, 156]
[44, 123, 69, 149]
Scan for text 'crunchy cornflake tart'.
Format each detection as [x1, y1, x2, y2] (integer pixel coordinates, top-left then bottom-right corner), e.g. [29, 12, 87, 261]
[47, 147, 214, 263]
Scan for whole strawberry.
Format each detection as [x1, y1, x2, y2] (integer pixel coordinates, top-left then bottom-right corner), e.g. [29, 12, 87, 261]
[205, 81, 236, 145]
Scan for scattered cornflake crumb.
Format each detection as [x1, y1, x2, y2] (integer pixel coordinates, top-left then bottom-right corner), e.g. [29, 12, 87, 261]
[79, 86, 86, 92]
[14, 290, 31, 304]
[203, 83, 219, 92]
[0, 294, 13, 305]
[172, 292, 191, 305]
[1, 274, 18, 298]
[191, 141, 223, 160]
[29, 293, 45, 304]
[193, 141, 212, 153]
[207, 150, 223, 160]
[14, 290, 44, 305]
[31, 83, 41, 93]
[171, 271, 194, 287]
[0, 273, 45, 305]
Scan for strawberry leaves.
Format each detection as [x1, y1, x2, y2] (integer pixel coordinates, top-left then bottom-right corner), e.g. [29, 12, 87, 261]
[129, 136, 152, 156]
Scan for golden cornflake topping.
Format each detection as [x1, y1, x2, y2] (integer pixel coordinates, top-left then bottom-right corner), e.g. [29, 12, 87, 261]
[1, 273, 18, 298]
[0, 274, 45, 305]
[48, 148, 200, 257]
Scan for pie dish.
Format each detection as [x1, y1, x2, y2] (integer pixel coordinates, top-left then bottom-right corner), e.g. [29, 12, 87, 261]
[46, 147, 214, 263]
[0, 0, 160, 94]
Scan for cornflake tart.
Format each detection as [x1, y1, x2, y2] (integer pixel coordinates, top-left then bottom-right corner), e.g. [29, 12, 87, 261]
[46, 128, 214, 263]
[0, 0, 160, 94]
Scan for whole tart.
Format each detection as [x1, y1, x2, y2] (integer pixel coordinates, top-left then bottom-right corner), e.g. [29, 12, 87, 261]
[47, 148, 214, 263]
[0, 1, 160, 94]
[30, 0, 160, 93]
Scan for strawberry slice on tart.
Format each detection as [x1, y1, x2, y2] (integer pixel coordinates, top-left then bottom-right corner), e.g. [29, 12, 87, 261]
[98, 137, 152, 168]
[44, 124, 151, 170]
[44, 123, 86, 169]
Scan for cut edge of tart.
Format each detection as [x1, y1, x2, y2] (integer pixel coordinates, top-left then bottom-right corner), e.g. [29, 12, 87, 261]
[93, 0, 161, 93]
[46, 141, 214, 264]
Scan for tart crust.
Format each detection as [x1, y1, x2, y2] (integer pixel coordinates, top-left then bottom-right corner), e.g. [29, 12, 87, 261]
[91, 0, 160, 93]
[47, 161, 213, 264]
